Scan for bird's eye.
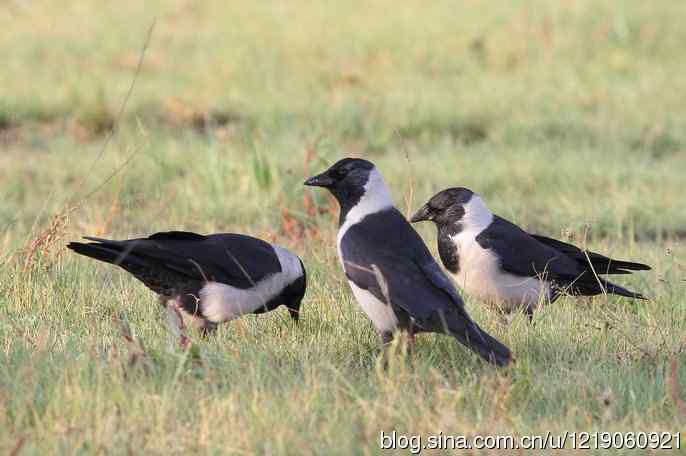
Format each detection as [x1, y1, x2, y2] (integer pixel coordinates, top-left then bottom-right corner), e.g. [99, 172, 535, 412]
[330, 168, 347, 179]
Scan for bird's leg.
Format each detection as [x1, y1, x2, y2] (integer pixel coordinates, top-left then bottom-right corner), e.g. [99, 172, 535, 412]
[407, 324, 416, 355]
[198, 321, 217, 337]
[164, 296, 191, 349]
[379, 331, 395, 369]
[381, 331, 394, 346]
[486, 298, 512, 327]
[175, 293, 217, 338]
[494, 306, 511, 327]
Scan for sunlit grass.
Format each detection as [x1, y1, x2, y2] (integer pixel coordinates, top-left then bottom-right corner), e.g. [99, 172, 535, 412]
[1, 0, 685, 454]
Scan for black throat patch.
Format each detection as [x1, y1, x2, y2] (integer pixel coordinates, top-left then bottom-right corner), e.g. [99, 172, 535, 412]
[334, 186, 366, 227]
[437, 223, 463, 274]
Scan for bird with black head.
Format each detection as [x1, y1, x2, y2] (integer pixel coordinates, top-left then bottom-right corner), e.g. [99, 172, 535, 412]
[305, 158, 512, 366]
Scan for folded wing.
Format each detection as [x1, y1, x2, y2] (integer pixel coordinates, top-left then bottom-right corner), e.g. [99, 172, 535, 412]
[68, 231, 282, 291]
[530, 234, 651, 274]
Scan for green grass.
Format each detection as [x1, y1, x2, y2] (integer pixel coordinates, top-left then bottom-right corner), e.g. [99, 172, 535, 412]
[1, 0, 685, 454]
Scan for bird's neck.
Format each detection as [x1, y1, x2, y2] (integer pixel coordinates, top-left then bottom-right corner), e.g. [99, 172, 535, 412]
[337, 169, 394, 228]
[461, 195, 493, 233]
[437, 227, 461, 274]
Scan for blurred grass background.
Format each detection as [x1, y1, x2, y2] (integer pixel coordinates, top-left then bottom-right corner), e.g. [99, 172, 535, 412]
[1, 0, 685, 454]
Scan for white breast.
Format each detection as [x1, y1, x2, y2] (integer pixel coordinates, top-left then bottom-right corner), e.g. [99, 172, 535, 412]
[335, 167, 399, 331]
[199, 245, 303, 323]
[451, 232, 550, 312]
[348, 281, 399, 332]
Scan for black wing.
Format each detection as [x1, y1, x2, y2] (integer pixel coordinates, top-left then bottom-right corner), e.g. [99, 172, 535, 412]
[530, 234, 651, 274]
[476, 217, 648, 299]
[341, 208, 511, 365]
[69, 231, 282, 290]
[340, 209, 465, 318]
[475, 216, 582, 282]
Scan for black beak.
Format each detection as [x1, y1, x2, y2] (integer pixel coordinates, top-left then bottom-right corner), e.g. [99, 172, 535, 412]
[410, 204, 432, 223]
[304, 172, 335, 188]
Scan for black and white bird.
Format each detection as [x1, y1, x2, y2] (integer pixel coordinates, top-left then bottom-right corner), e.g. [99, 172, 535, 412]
[304, 158, 511, 366]
[67, 231, 306, 333]
[411, 187, 650, 319]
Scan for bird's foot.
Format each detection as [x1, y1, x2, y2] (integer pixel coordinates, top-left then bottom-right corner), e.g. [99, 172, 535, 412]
[165, 297, 192, 350]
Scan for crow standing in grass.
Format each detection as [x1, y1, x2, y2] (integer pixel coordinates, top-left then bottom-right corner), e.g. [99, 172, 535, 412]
[411, 187, 650, 320]
[67, 231, 306, 333]
[305, 158, 511, 366]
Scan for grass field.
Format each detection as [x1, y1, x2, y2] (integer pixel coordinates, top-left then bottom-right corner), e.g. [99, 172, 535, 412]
[1, 1, 685, 454]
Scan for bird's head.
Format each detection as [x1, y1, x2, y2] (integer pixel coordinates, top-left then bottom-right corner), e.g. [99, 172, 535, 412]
[411, 187, 483, 228]
[283, 260, 307, 322]
[304, 158, 393, 222]
[304, 157, 375, 193]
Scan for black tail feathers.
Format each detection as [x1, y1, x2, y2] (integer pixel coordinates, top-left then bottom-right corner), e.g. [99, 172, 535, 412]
[571, 275, 648, 301]
[603, 279, 647, 300]
[432, 310, 512, 366]
[67, 239, 143, 270]
[68, 241, 121, 265]
[458, 321, 512, 367]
